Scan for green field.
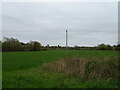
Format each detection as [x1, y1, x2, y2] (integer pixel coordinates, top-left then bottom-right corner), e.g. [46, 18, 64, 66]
[2, 50, 118, 88]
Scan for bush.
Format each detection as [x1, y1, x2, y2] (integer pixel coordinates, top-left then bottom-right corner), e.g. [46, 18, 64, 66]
[44, 57, 118, 80]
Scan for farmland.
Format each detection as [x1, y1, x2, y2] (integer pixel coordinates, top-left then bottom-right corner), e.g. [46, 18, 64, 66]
[2, 50, 118, 88]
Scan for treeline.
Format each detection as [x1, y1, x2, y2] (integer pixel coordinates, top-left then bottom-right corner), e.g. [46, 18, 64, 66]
[1, 37, 42, 52]
[0, 37, 120, 52]
[72, 44, 120, 50]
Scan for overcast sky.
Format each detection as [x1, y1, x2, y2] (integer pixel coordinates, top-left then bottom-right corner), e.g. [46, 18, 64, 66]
[2, 2, 118, 46]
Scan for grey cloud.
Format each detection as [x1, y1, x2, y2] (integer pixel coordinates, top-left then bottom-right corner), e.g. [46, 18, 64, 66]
[2, 2, 118, 46]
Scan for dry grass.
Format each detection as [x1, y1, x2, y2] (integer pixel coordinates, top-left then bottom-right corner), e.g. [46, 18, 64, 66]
[43, 57, 118, 80]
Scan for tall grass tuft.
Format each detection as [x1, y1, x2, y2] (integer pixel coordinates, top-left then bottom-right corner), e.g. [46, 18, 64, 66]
[43, 57, 118, 80]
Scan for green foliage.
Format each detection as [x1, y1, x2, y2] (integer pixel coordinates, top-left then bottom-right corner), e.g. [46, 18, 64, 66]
[2, 37, 42, 51]
[2, 37, 119, 51]
[2, 50, 118, 88]
[0, 40, 2, 52]
[26, 41, 41, 51]
[3, 71, 118, 88]
[97, 44, 112, 50]
[2, 37, 23, 51]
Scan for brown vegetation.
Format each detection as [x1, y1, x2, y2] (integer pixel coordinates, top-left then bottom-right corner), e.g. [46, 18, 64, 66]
[43, 57, 118, 80]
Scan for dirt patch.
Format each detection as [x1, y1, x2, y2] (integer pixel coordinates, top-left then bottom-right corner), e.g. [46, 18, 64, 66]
[43, 57, 118, 80]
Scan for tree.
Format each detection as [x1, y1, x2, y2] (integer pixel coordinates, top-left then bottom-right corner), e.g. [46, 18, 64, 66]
[106, 45, 112, 50]
[27, 41, 41, 51]
[2, 37, 42, 51]
[2, 37, 22, 51]
[33, 41, 41, 51]
[0, 40, 2, 52]
[97, 44, 107, 50]
[58, 45, 61, 48]
[74, 45, 79, 50]
[97, 44, 112, 50]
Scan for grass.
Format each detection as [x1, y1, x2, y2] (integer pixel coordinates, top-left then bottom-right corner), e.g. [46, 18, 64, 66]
[2, 50, 119, 88]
